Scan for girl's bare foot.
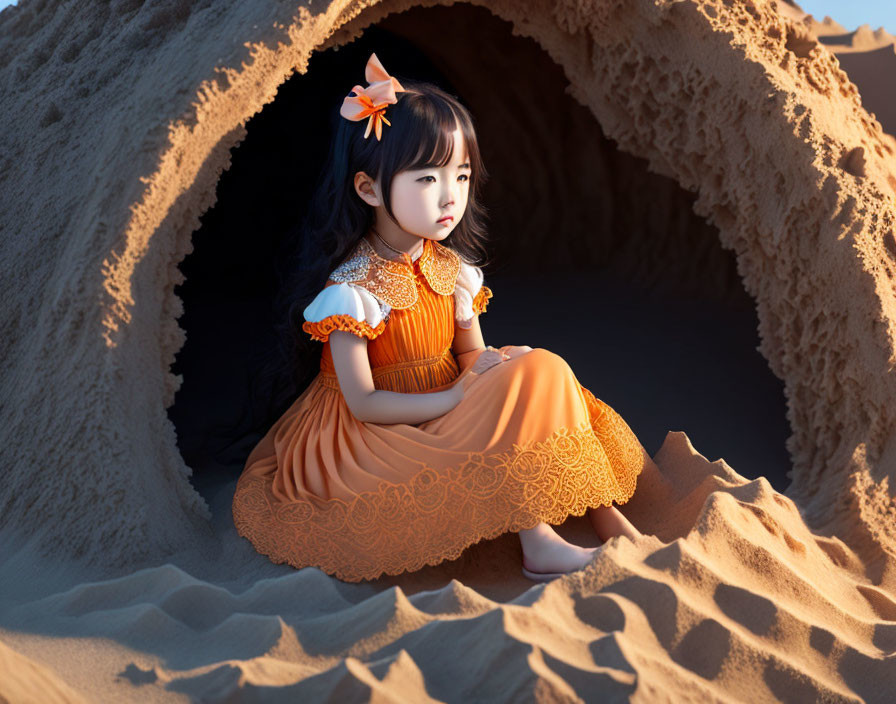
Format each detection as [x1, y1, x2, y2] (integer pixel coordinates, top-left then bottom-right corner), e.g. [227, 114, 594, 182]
[518, 521, 600, 574]
[588, 504, 642, 543]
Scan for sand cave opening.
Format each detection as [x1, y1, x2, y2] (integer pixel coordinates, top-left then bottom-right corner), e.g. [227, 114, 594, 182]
[6, 4, 896, 695]
[166, 3, 792, 509]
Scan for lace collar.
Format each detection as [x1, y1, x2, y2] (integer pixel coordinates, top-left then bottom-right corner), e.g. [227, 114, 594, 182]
[328, 236, 462, 309]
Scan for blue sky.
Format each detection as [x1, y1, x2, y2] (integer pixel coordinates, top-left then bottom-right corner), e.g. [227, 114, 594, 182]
[0, 0, 893, 33]
[797, 1, 895, 32]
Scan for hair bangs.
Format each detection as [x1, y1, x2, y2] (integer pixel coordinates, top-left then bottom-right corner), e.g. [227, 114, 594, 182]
[406, 100, 465, 171]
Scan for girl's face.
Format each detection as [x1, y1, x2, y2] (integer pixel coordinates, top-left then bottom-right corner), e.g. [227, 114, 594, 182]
[388, 124, 471, 241]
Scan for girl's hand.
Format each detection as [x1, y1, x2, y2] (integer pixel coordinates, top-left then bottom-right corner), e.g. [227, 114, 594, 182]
[448, 346, 510, 406]
[470, 346, 509, 374]
[501, 345, 533, 360]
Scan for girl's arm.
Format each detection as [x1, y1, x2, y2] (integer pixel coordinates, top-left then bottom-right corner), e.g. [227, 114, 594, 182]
[452, 314, 487, 372]
[329, 330, 462, 425]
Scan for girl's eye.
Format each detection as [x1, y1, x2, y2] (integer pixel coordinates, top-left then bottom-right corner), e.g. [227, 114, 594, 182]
[418, 174, 470, 183]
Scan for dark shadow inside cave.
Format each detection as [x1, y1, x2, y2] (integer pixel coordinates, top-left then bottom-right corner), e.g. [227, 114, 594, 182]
[167, 3, 793, 517]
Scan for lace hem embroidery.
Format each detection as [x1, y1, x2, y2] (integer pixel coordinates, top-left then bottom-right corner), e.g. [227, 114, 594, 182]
[302, 314, 387, 343]
[232, 392, 645, 582]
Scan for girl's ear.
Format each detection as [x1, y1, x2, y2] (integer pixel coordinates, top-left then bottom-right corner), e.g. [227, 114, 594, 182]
[353, 171, 381, 207]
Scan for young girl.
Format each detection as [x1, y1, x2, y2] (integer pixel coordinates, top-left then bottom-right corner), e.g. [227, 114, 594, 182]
[232, 52, 648, 583]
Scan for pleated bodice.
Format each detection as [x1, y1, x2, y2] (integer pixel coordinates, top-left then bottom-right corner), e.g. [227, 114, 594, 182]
[317, 257, 461, 394]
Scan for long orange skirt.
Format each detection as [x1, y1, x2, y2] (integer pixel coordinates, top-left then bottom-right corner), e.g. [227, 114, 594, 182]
[232, 347, 646, 582]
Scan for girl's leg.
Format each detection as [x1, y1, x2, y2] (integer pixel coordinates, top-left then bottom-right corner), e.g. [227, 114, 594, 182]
[518, 439, 647, 574]
[587, 504, 642, 542]
[518, 521, 599, 574]
[588, 444, 649, 542]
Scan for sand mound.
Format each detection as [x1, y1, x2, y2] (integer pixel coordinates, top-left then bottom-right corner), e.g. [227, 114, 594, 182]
[1, 0, 895, 699]
[782, 1, 896, 137]
[2, 433, 894, 701]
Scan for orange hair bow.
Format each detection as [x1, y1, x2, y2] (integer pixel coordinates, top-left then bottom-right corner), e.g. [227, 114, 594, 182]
[339, 53, 405, 141]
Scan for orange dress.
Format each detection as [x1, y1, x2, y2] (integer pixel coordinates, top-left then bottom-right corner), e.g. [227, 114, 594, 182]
[232, 236, 646, 581]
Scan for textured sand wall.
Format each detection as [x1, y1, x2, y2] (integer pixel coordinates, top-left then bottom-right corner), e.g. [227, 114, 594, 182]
[0, 0, 894, 580]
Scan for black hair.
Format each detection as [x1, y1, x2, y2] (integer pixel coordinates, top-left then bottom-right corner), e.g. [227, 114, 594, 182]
[258, 74, 491, 415]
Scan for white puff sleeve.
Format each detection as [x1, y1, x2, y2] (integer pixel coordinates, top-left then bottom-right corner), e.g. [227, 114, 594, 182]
[301, 282, 392, 343]
[454, 260, 494, 330]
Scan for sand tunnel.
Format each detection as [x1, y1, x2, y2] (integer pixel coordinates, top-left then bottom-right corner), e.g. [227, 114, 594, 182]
[3, 0, 895, 570]
[167, 3, 792, 510]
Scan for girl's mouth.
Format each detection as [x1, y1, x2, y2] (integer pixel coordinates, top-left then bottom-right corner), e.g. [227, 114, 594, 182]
[437, 216, 453, 224]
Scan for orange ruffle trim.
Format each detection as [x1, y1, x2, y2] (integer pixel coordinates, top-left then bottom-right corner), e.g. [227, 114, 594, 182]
[304, 287, 492, 343]
[302, 314, 387, 343]
[473, 285, 493, 315]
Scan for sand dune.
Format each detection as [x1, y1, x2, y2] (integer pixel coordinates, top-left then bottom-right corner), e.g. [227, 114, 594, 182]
[2, 432, 893, 702]
[782, 1, 896, 136]
[1, 0, 896, 700]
